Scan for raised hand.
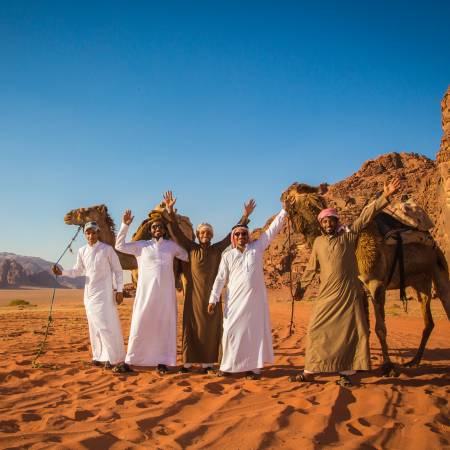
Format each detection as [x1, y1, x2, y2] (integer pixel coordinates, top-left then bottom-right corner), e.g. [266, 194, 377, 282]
[122, 209, 134, 225]
[383, 178, 401, 199]
[52, 265, 62, 276]
[243, 198, 256, 218]
[163, 191, 177, 214]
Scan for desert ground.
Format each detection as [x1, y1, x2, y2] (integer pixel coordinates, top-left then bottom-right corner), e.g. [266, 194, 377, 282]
[0, 288, 449, 450]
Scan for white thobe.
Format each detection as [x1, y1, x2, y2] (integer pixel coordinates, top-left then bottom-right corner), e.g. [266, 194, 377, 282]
[116, 224, 189, 367]
[209, 209, 287, 373]
[63, 242, 125, 364]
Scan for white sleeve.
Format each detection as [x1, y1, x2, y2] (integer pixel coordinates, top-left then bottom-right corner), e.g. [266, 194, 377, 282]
[209, 255, 229, 304]
[257, 209, 288, 250]
[172, 241, 189, 262]
[62, 249, 85, 277]
[108, 247, 124, 292]
[115, 223, 143, 256]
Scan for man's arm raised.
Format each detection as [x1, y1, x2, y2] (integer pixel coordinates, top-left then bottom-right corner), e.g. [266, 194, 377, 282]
[350, 178, 401, 235]
[115, 210, 143, 256]
[215, 198, 256, 252]
[163, 191, 195, 251]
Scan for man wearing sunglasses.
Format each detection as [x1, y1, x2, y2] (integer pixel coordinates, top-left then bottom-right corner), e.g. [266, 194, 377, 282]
[163, 191, 256, 374]
[208, 198, 291, 380]
[116, 209, 188, 375]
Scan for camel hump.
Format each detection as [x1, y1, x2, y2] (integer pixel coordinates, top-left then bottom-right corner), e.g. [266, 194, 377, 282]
[356, 224, 379, 275]
[383, 200, 434, 231]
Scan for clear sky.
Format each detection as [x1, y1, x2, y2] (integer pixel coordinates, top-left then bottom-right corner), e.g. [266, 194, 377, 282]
[1, 0, 449, 270]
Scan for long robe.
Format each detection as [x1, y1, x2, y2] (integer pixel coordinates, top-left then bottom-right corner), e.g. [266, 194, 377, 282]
[115, 224, 188, 366]
[209, 209, 287, 373]
[63, 242, 125, 364]
[301, 195, 389, 372]
[168, 214, 248, 364]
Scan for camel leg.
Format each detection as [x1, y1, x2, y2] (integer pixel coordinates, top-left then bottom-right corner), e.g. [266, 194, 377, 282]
[404, 284, 434, 367]
[368, 282, 399, 377]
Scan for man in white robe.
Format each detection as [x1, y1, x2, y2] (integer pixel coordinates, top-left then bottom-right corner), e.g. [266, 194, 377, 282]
[116, 209, 189, 374]
[53, 221, 129, 372]
[208, 200, 289, 380]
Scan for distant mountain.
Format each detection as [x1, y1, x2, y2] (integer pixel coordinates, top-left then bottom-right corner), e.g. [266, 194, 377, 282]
[0, 252, 85, 289]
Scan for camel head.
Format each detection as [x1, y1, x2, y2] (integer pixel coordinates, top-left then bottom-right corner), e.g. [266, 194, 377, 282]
[281, 182, 328, 247]
[64, 204, 116, 245]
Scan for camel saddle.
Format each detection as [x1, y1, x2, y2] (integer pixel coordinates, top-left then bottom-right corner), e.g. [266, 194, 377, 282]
[375, 200, 434, 246]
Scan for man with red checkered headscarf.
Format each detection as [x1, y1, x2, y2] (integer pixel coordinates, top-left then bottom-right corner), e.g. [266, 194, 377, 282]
[292, 178, 401, 387]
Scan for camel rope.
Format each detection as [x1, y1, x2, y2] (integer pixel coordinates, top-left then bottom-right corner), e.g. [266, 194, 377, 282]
[32, 226, 83, 368]
[287, 216, 296, 335]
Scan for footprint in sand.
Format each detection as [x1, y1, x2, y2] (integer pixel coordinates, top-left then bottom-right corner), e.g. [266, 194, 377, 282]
[22, 413, 41, 422]
[73, 409, 95, 421]
[204, 382, 225, 394]
[115, 395, 134, 405]
[16, 359, 32, 366]
[0, 420, 20, 433]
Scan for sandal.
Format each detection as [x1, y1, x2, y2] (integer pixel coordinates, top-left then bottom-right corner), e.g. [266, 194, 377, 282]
[104, 361, 112, 370]
[217, 370, 229, 377]
[178, 367, 190, 374]
[157, 364, 168, 375]
[112, 363, 132, 373]
[289, 371, 314, 383]
[201, 366, 216, 374]
[91, 360, 102, 367]
[336, 375, 354, 388]
[245, 371, 261, 380]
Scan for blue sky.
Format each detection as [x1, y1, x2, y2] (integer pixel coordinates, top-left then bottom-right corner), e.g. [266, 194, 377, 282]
[0, 1, 449, 270]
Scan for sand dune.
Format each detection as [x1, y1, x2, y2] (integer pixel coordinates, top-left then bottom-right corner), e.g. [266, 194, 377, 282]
[0, 288, 449, 449]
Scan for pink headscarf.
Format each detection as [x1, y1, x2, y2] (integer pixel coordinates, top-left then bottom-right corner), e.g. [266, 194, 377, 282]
[231, 225, 250, 248]
[317, 208, 339, 222]
[317, 208, 348, 233]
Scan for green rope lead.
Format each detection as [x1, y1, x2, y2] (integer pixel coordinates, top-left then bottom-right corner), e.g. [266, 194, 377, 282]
[32, 226, 83, 368]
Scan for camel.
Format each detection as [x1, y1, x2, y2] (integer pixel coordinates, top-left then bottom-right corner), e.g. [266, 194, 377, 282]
[282, 182, 450, 376]
[64, 203, 194, 287]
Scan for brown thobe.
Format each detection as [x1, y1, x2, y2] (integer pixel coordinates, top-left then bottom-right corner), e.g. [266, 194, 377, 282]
[168, 215, 247, 364]
[301, 194, 389, 372]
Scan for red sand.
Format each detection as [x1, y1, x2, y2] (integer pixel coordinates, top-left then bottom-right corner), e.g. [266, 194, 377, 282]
[0, 288, 449, 449]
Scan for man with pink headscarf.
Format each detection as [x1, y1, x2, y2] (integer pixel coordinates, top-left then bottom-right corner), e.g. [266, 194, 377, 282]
[208, 198, 290, 380]
[293, 178, 401, 387]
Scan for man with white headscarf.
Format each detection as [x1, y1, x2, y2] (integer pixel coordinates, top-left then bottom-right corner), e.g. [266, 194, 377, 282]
[293, 178, 401, 387]
[208, 198, 290, 380]
[163, 191, 256, 373]
[53, 222, 130, 372]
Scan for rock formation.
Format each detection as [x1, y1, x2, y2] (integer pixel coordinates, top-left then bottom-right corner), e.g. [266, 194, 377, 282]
[259, 86, 450, 292]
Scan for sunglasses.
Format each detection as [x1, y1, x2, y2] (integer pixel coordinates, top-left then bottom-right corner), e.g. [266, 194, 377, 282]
[234, 232, 248, 237]
[151, 224, 164, 229]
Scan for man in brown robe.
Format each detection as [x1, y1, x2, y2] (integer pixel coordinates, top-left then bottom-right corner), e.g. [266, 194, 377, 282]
[293, 178, 400, 387]
[163, 191, 256, 373]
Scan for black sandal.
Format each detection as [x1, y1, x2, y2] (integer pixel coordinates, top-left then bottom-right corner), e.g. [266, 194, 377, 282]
[104, 361, 112, 370]
[289, 371, 314, 382]
[245, 371, 261, 380]
[112, 363, 132, 373]
[91, 360, 102, 367]
[157, 364, 168, 375]
[178, 367, 190, 374]
[201, 366, 215, 374]
[336, 375, 354, 388]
